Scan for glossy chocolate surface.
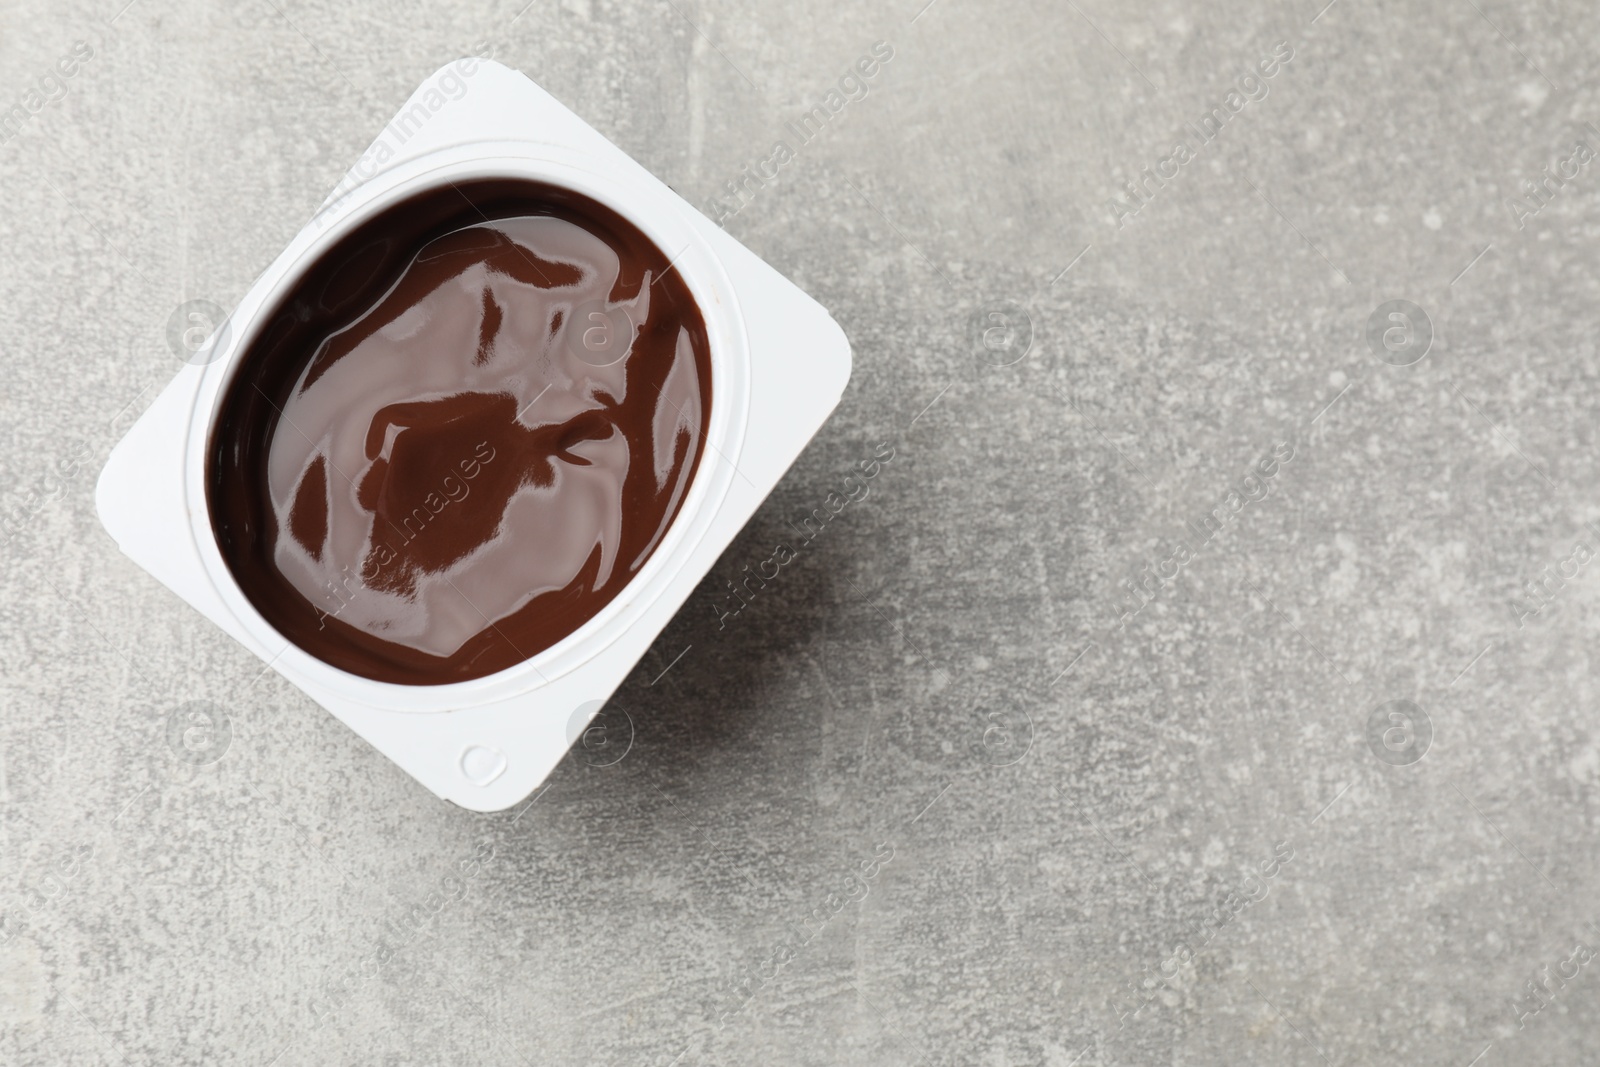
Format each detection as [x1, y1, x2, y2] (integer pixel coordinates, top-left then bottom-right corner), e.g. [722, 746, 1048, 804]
[208, 180, 712, 684]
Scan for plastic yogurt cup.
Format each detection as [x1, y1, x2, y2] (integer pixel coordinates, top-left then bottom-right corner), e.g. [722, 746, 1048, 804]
[97, 60, 851, 810]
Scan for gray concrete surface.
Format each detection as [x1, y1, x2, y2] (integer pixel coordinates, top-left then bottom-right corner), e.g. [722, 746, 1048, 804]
[4, 0, 1600, 1063]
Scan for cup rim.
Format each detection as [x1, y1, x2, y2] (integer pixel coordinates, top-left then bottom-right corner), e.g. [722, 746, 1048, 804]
[181, 143, 750, 711]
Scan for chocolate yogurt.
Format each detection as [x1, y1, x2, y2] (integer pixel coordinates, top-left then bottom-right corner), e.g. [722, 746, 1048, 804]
[208, 179, 713, 685]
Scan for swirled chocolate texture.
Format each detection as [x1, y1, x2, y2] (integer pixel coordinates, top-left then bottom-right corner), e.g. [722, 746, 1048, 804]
[208, 180, 712, 685]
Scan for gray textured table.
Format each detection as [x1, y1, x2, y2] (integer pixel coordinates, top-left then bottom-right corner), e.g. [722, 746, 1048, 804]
[4, 1, 1599, 1064]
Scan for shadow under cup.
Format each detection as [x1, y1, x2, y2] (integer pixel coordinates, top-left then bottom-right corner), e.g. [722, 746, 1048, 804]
[206, 178, 715, 686]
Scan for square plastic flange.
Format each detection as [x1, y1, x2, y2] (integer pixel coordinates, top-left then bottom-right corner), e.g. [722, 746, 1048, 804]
[95, 60, 851, 811]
